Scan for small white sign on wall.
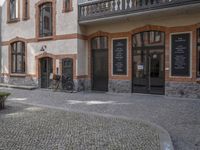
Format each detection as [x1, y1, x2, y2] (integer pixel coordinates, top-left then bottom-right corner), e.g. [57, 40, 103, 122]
[137, 64, 144, 70]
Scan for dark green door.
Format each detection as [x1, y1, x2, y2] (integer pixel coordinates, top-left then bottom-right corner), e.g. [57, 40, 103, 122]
[62, 58, 73, 89]
[40, 57, 53, 88]
[92, 49, 108, 91]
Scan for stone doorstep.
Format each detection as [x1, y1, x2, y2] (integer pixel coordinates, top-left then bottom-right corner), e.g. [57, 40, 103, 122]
[0, 83, 38, 90]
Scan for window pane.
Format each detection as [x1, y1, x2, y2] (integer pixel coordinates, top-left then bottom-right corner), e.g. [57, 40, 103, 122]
[133, 31, 164, 47]
[198, 29, 200, 44]
[17, 42, 22, 53]
[24, 0, 28, 18]
[65, 0, 70, 10]
[133, 33, 142, 47]
[10, 0, 16, 19]
[11, 42, 25, 73]
[12, 54, 16, 73]
[11, 43, 17, 53]
[91, 37, 108, 49]
[148, 31, 164, 46]
[17, 54, 22, 73]
[39, 3, 53, 37]
[100, 37, 108, 49]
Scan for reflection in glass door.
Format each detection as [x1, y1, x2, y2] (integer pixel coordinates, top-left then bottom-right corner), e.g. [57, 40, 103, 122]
[132, 31, 165, 94]
[132, 49, 148, 93]
[149, 49, 164, 94]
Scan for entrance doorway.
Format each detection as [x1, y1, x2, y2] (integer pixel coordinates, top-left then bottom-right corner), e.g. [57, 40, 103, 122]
[91, 36, 108, 91]
[132, 31, 165, 94]
[62, 58, 73, 89]
[40, 57, 53, 88]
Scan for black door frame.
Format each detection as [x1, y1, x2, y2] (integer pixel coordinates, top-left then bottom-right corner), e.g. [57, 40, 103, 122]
[91, 48, 108, 91]
[132, 31, 165, 95]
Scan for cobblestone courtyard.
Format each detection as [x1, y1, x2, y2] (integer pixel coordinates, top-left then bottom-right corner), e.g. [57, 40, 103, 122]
[1, 88, 200, 150]
[0, 102, 160, 150]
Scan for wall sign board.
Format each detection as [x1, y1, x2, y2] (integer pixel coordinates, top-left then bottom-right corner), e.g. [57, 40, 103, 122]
[113, 39, 127, 75]
[171, 33, 190, 76]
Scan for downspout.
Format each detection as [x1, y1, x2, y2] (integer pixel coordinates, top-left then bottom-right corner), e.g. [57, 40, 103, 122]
[0, 6, 2, 83]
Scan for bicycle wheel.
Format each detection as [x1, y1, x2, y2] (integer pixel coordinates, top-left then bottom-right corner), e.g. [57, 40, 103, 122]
[65, 81, 74, 93]
[51, 80, 60, 92]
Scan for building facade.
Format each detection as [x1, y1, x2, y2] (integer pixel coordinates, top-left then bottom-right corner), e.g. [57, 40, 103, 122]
[1, 0, 200, 98]
[0, 0, 88, 91]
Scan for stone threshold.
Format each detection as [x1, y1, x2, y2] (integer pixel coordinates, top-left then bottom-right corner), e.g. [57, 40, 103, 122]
[0, 83, 38, 90]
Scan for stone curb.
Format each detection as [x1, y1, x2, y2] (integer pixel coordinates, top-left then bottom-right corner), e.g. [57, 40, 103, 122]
[143, 120, 174, 150]
[7, 100, 174, 150]
[0, 83, 38, 90]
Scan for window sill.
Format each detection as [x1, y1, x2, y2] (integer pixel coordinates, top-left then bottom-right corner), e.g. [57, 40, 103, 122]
[62, 8, 73, 13]
[7, 18, 20, 24]
[37, 36, 54, 41]
[10, 73, 26, 77]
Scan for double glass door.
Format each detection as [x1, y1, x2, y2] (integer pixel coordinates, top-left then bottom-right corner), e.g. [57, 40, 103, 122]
[132, 31, 165, 95]
[132, 48, 164, 94]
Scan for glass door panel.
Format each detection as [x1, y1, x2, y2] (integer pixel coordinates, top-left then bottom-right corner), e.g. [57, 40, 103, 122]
[133, 49, 148, 93]
[132, 49, 164, 94]
[149, 49, 164, 94]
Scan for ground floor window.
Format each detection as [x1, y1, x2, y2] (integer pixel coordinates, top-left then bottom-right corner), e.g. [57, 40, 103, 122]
[11, 41, 25, 74]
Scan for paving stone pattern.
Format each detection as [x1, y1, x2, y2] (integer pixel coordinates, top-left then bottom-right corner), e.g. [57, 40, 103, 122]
[0, 103, 159, 150]
[1, 88, 200, 150]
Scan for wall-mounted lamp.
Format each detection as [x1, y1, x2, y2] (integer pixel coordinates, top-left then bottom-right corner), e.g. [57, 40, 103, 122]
[40, 45, 47, 51]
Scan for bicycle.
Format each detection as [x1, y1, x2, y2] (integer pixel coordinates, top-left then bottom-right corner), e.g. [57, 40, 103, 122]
[51, 74, 75, 93]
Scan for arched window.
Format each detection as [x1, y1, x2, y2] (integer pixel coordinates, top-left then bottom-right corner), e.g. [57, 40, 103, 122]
[39, 3, 52, 37]
[11, 41, 25, 74]
[132, 31, 165, 48]
[197, 28, 200, 76]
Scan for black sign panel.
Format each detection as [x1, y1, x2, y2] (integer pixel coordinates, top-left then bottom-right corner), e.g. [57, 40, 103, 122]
[113, 39, 127, 75]
[171, 33, 190, 76]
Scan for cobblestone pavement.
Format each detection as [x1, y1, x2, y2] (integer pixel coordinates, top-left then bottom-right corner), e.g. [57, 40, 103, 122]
[1, 88, 200, 150]
[0, 102, 160, 150]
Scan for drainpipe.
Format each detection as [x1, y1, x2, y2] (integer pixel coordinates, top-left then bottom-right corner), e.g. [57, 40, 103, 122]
[0, 6, 2, 83]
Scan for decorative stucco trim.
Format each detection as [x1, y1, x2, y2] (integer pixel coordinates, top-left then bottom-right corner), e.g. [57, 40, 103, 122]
[1, 33, 88, 46]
